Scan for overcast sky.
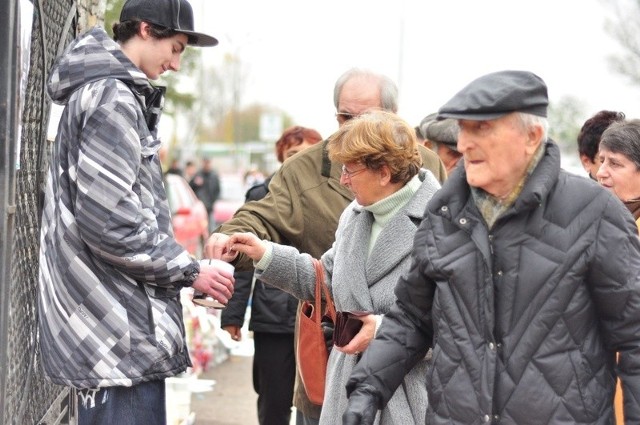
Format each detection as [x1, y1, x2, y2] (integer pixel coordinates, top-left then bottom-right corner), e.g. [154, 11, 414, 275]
[187, 0, 639, 143]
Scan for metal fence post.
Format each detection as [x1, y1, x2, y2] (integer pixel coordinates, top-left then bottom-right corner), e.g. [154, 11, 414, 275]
[0, 0, 19, 423]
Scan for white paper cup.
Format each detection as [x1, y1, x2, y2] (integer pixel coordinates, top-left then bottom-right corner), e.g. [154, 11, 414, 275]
[192, 259, 235, 309]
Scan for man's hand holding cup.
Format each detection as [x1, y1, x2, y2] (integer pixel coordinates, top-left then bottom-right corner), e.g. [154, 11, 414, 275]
[192, 259, 235, 309]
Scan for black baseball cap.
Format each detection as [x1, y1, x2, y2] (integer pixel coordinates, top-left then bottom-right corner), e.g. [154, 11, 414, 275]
[438, 70, 548, 121]
[120, 0, 218, 47]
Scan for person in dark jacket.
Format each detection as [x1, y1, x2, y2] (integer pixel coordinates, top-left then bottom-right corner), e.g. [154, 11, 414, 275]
[38, 0, 234, 424]
[190, 157, 221, 231]
[221, 126, 323, 425]
[343, 70, 640, 425]
[577, 110, 625, 180]
[421, 115, 462, 175]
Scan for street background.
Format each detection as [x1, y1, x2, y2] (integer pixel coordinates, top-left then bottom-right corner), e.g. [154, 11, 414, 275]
[176, 306, 298, 425]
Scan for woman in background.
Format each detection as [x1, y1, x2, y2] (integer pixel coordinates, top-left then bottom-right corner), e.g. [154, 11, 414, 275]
[596, 118, 640, 424]
[597, 118, 640, 232]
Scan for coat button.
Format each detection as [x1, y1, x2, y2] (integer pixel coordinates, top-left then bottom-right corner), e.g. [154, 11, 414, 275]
[483, 414, 491, 422]
[489, 342, 496, 351]
[459, 218, 467, 225]
[441, 206, 448, 212]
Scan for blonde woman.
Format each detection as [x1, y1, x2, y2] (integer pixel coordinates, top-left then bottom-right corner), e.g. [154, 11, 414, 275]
[226, 111, 440, 425]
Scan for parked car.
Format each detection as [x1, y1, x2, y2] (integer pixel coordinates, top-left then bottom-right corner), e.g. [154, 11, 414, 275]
[211, 173, 246, 226]
[164, 173, 209, 256]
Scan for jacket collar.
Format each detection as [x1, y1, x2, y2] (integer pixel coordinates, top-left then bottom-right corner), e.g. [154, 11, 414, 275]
[363, 171, 440, 283]
[430, 139, 561, 222]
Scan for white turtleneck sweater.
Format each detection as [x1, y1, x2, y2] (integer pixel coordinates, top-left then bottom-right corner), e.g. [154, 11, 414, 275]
[363, 174, 422, 256]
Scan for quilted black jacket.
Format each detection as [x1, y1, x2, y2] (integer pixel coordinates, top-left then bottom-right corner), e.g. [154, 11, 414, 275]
[347, 141, 640, 424]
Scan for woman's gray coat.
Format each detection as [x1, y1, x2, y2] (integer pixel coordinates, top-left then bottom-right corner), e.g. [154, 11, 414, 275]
[255, 170, 440, 424]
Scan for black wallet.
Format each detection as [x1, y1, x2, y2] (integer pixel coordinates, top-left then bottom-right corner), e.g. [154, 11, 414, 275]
[334, 310, 370, 347]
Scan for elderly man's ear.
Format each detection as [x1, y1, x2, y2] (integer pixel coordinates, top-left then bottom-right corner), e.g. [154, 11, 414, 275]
[525, 124, 544, 154]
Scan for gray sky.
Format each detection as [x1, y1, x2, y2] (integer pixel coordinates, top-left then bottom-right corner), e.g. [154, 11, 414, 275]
[189, 0, 639, 143]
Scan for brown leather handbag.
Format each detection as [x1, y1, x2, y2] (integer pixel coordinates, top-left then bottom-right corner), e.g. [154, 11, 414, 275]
[297, 258, 336, 405]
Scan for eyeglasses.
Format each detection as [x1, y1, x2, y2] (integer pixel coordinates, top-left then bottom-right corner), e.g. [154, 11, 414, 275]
[341, 165, 368, 179]
[335, 111, 358, 124]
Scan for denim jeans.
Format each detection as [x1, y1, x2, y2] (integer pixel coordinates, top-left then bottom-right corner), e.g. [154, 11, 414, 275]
[77, 379, 166, 425]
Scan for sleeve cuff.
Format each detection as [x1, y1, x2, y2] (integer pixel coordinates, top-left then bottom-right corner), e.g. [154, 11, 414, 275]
[374, 314, 383, 336]
[254, 241, 274, 270]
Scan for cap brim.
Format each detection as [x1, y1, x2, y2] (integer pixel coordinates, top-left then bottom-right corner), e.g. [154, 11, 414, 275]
[441, 142, 459, 152]
[177, 29, 219, 47]
[437, 111, 509, 121]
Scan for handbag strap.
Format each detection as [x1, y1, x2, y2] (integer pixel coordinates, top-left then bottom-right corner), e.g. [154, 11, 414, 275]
[312, 258, 336, 322]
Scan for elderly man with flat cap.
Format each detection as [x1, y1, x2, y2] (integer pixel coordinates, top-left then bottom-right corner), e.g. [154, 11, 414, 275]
[421, 115, 462, 175]
[342, 70, 640, 425]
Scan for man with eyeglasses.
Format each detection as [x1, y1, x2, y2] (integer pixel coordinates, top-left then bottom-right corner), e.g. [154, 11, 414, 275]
[206, 67, 445, 425]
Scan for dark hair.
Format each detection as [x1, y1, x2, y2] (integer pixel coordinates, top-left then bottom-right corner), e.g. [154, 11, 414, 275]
[275, 126, 322, 163]
[577, 110, 625, 161]
[600, 119, 640, 170]
[112, 19, 180, 43]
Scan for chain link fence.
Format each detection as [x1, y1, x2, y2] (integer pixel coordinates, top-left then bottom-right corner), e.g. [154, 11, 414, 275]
[5, 1, 103, 423]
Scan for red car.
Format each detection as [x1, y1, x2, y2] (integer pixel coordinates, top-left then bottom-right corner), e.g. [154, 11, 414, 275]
[212, 173, 246, 226]
[165, 173, 209, 256]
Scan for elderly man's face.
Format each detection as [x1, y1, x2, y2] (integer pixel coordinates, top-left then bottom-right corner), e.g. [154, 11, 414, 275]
[336, 76, 382, 127]
[457, 114, 542, 199]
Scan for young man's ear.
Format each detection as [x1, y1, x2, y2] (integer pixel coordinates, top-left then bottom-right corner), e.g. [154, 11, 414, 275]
[139, 22, 152, 40]
[580, 153, 594, 172]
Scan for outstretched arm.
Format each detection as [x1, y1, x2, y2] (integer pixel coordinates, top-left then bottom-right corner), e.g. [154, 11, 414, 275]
[227, 232, 268, 262]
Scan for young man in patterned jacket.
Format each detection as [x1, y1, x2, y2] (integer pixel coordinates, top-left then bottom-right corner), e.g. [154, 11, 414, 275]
[38, 0, 233, 423]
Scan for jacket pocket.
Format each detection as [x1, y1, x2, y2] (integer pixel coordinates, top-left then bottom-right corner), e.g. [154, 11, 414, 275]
[426, 342, 442, 409]
[568, 349, 602, 421]
[142, 283, 185, 358]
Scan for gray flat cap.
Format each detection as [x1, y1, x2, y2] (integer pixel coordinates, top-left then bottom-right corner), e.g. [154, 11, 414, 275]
[438, 70, 548, 121]
[423, 118, 459, 152]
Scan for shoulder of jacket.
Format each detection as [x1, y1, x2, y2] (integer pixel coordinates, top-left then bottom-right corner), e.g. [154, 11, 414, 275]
[245, 183, 269, 201]
[74, 78, 139, 111]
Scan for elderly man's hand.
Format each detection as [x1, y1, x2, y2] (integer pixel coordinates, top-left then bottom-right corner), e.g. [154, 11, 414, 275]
[342, 388, 378, 425]
[191, 261, 235, 304]
[205, 233, 238, 262]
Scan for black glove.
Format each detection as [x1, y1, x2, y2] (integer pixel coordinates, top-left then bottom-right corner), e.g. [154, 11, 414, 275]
[342, 388, 378, 425]
[321, 316, 335, 354]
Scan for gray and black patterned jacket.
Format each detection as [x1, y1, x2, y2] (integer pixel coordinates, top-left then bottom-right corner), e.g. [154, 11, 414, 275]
[38, 27, 197, 388]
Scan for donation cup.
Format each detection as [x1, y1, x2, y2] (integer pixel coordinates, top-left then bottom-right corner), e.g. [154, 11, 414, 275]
[192, 259, 235, 309]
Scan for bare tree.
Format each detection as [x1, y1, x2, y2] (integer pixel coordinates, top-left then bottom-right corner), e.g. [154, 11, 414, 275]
[548, 95, 587, 155]
[603, 0, 640, 85]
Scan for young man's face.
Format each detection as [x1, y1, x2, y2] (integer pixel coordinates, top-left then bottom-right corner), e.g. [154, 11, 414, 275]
[139, 30, 188, 80]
